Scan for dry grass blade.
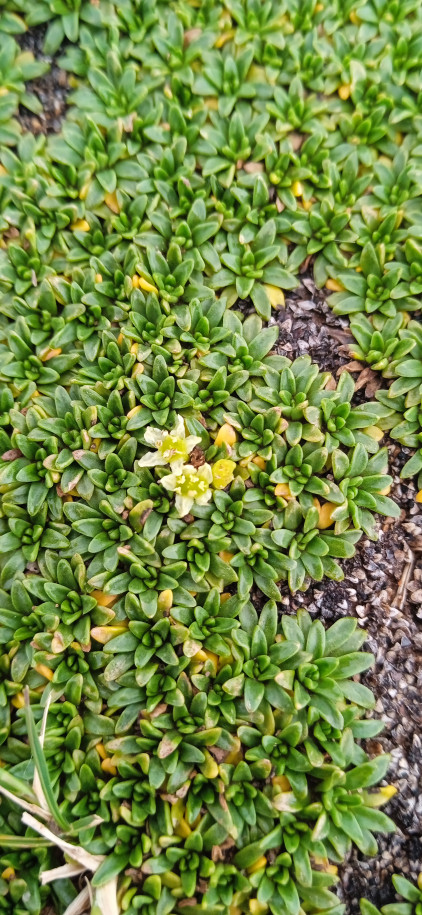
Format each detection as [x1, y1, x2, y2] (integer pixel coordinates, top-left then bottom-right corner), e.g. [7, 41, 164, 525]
[21, 812, 105, 871]
[92, 877, 119, 915]
[24, 688, 69, 830]
[33, 691, 52, 814]
[62, 885, 91, 915]
[0, 783, 50, 821]
[41, 862, 88, 884]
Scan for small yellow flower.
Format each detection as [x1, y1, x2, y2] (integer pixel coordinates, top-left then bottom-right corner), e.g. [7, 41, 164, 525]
[212, 458, 236, 489]
[139, 416, 201, 471]
[162, 462, 213, 516]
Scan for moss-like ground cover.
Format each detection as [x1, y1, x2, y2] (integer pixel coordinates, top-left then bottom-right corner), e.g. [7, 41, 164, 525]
[0, 1, 420, 913]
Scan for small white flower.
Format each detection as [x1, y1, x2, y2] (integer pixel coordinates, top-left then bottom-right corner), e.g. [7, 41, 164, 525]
[138, 415, 201, 470]
[161, 463, 213, 516]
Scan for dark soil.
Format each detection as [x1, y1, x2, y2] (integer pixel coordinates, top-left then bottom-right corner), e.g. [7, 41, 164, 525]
[17, 26, 69, 134]
[271, 275, 387, 404]
[274, 283, 422, 914]
[272, 276, 352, 375]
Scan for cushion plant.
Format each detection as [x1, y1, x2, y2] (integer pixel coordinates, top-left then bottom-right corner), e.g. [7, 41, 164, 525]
[0, 0, 420, 912]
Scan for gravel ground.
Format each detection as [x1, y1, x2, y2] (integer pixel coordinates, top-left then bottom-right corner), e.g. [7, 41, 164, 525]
[12, 35, 422, 914]
[17, 26, 69, 134]
[275, 284, 422, 914]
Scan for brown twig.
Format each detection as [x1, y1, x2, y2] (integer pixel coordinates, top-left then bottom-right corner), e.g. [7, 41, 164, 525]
[392, 546, 415, 611]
